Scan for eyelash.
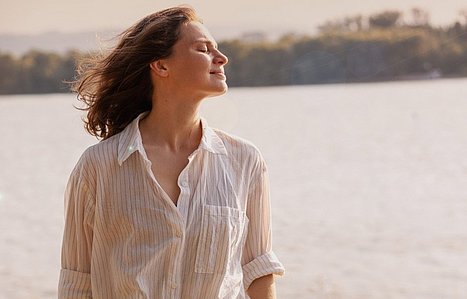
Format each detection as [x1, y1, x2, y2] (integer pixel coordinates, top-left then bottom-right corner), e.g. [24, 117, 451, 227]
[199, 48, 210, 53]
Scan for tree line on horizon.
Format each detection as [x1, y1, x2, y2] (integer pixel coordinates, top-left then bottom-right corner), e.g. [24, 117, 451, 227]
[1, 8, 467, 95]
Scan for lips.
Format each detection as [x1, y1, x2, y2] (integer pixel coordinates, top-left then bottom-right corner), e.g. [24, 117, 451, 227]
[209, 70, 226, 80]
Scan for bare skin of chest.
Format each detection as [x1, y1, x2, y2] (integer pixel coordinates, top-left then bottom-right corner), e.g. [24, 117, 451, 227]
[144, 147, 191, 206]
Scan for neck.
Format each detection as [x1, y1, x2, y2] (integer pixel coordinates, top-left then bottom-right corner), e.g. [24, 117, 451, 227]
[139, 93, 203, 153]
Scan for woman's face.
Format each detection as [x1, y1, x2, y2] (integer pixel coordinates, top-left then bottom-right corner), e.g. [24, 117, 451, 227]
[162, 21, 229, 98]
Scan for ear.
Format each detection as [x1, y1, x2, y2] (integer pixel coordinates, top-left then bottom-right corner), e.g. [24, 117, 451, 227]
[149, 60, 169, 78]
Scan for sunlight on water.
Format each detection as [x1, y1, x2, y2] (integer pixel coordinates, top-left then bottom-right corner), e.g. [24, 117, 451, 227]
[1, 80, 467, 299]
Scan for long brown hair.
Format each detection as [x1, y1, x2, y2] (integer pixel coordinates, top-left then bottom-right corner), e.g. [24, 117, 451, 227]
[73, 6, 201, 139]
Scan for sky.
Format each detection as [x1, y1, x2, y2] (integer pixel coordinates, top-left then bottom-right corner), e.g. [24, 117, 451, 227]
[1, 0, 466, 39]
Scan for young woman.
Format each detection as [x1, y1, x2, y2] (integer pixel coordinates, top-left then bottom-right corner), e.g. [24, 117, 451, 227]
[58, 6, 284, 299]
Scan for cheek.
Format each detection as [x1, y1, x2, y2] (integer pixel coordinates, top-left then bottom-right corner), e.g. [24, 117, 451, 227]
[187, 55, 210, 70]
[172, 55, 210, 81]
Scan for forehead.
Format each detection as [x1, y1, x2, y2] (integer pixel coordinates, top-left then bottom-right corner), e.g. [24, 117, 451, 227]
[178, 21, 216, 45]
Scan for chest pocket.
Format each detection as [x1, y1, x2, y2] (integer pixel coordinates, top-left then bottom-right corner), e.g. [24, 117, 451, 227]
[195, 205, 248, 274]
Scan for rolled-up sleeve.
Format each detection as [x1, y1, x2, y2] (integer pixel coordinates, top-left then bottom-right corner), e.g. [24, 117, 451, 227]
[242, 155, 285, 290]
[58, 154, 95, 298]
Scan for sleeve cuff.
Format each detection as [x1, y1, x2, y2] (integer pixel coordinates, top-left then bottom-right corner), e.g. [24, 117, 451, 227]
[242, 251, 285, 290]
[58, 269, 92, 298]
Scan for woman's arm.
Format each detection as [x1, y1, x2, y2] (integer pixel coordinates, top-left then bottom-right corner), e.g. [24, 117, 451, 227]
[241, 151, 284, 296]
[247, 274, 276, 299]
[58, 154, 95, 298]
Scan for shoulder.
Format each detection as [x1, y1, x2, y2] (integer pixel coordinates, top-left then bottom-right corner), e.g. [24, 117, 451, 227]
[73, 133, 120, 175]
[212, 128, 266, 170]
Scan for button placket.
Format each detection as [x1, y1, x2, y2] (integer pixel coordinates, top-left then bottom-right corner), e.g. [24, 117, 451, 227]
[167, 212, 186, 295]
[169, 150, 196, 298]
[177, 167, 191, 222]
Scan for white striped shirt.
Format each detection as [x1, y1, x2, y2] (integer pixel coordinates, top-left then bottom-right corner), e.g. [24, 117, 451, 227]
[58, 112, 284, 299]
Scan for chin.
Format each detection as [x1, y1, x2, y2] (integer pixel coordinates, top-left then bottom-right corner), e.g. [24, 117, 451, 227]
[206, 85, 228, 98]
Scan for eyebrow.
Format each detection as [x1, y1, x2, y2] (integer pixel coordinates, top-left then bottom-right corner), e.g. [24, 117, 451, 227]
[193, 38, 218, 49]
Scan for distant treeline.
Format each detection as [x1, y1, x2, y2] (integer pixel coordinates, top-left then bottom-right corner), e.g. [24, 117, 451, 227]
[0, 50, 78, 94]
[1, 9, 467, 94]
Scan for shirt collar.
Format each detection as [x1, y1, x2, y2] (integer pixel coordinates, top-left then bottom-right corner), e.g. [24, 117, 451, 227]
[117, 112, 148, 166]
[199, 117, 228, 156]
[117, 112, 227, 166]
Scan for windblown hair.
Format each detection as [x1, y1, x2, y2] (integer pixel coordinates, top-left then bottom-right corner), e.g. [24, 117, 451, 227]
[73, 6, 201, 139]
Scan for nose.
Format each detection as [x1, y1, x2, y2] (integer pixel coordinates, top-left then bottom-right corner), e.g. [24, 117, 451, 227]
[213, 49, 228, 66]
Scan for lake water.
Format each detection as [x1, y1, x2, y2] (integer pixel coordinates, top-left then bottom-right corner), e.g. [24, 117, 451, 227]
[1, 78, 467, 299]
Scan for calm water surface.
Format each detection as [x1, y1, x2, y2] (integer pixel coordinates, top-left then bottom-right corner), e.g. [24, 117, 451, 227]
[1, 78, 466, 298]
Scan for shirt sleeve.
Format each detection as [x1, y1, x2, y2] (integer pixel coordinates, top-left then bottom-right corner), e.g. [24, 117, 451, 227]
[241, 154, 285, 290]
[58, 153, 95, 298]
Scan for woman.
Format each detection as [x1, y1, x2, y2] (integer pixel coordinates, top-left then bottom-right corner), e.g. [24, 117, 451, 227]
[58, 6, 284, 299]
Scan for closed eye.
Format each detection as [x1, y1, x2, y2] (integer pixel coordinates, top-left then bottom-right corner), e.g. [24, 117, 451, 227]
[194, 40, 216, 54]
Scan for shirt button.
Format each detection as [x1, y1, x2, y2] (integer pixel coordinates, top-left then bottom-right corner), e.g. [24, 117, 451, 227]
[175, 230, 183, 238]
[170, 282, 177, 289]
[181, 181, 188, 187]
